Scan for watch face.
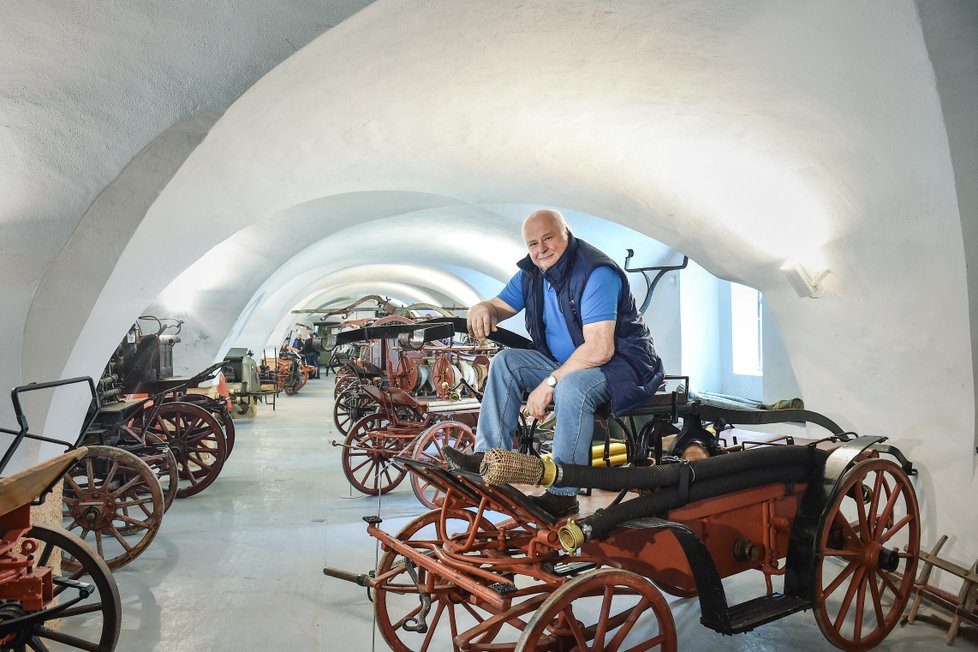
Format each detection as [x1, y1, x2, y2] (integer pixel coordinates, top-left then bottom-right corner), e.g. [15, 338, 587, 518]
[546, 375, 557, 387]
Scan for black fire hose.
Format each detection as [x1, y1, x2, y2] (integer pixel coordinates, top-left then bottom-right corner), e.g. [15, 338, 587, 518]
[479, 445, 829, 552]
[559, 461, 818, 551]
[556, 445, 827, 492]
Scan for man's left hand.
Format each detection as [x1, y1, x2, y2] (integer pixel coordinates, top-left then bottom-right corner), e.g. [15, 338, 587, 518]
[525, 383, 554, 420]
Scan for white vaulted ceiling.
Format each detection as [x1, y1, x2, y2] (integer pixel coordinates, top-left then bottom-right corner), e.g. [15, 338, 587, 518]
[2, 1, 977, 562]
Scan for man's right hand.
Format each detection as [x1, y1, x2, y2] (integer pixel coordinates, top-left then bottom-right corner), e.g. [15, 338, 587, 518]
[467, 302, 497, 339]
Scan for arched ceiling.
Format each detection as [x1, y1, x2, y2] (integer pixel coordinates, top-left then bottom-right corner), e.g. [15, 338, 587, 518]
[3, 0, 977, 560]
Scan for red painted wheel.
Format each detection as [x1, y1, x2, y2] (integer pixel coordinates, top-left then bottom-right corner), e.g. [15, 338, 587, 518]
[813, 458, 920, 651]
[374, 509, 521, 652]
[395, 355, 419, 392]
[409, 421, 475, 509]
[340, 413, 405, 495]
[61, 445, 164, 570]
[431, 355, 457, 398]
[169, 394, 236, 457]
[144, 401, 227, 498]
[516, 568, 677, 651]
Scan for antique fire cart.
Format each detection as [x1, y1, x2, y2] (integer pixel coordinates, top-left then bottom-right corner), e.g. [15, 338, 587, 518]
[328, 319, 528, 508]
[325, 389, 920, 652]
[0, 377, 122, 651]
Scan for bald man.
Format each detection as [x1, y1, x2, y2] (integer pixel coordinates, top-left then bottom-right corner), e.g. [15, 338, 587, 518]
[445, 209, 664, 518]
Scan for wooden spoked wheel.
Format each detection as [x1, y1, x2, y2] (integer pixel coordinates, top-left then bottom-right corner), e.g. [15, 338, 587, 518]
[283, 364, 302, 395]
[515, 568, 677, 652]
[170, 394, 236, 457]
[409, 421, 476, 509]
[333, 386, 376, 435]
[143, 401, 227, 498]
[117, 426, 179, 513]
[374, 509, 524, 652]
[333, 372, 358, 398]
[813, 458, 920, 651]
[395, 355, 419, 392]
[12, 525, 122, 651]
[222, 411, 236, 457]
[431, 355, 457, 398]
[61, 445, 164, 570]
[340, 413, 405, 495]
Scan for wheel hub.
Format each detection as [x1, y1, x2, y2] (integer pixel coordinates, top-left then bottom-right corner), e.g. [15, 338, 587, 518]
[0, 603, 29, 646]
[74, 491, 112, 529]
[877, 546, 901, 572]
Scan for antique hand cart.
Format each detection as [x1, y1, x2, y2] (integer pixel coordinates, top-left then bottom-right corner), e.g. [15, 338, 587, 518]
[0, 377, 122, 651]
[328, 319, 529, 508]
[325, 392, 920, 652]
[58, 319, 234, 570]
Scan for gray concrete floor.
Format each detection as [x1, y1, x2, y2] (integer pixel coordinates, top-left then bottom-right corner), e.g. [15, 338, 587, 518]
[110, 377, 974, 651]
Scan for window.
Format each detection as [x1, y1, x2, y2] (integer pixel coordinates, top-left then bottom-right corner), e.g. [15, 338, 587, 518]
[731, 283, 763, 376]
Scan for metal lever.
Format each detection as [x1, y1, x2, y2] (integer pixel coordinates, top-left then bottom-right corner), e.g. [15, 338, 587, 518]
[623, 249, 689, 313]
[401, 560, 431, 633]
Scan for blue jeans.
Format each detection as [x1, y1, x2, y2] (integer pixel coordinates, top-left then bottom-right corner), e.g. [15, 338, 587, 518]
[476, 348, 611, 497]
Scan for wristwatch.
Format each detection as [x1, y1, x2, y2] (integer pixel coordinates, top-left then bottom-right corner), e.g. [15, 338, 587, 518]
[545, 375, 558, 388]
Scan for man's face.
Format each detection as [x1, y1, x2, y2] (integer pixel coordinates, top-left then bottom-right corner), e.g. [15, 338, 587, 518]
[523, 214, 569, 272]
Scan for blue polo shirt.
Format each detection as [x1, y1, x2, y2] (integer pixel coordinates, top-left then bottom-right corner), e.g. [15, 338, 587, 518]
[497, 266, 621, 364]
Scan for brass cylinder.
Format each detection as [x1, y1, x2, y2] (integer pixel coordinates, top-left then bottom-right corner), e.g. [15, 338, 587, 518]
[733, 537, 763, 562]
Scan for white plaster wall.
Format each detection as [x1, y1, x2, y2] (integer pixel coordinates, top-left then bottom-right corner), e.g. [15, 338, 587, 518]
[6, 0, 977, 565]
[0, 0, 375, 428]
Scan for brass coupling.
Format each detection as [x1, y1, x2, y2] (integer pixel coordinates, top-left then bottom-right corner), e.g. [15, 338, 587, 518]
[539, 455, 558, 486]
[557, 519, 590, 553]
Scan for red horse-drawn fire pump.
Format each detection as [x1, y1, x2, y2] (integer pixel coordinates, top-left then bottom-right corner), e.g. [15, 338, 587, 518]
[325, 382, 920, 652]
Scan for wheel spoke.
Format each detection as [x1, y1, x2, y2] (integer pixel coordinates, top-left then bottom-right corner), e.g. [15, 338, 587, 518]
[34, 625, 101, 651]
[878, 569, 900, 601]
[421, 600, 447, 650]
[823, 548, 861, 560]
[606, 596, 648, 650]
[93, 529, 105, 559]
[593, 585, 614, 645]
[854, 568, 868, 641]
[58, 601, 107, 618]
[854, 487, 871, 542]
[115, 512, 152, 530]
[106, 524, 134, 551]
[867, 469, 884, 536]
[102, 460, 119, 488]
[63, 473, 84, 496]
[833, 565, 865, 631]
[821, 559, 858, 600]
[868, 568, 886, 630]
[564, 605, 590, 648]
[873, 483, 902, 540]
[109, 474, 142, 498]
[879, 513, 913, 544]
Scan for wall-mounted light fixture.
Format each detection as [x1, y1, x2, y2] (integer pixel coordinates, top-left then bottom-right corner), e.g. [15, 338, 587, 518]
[781, 261, 830, 298]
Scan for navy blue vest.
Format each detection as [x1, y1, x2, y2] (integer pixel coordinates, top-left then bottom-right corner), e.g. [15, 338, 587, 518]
[517, 236, 664, 415]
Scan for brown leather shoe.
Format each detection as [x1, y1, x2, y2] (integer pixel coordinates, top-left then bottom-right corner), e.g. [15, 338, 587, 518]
[441, 447, 484, 474]
[526, 491, 579, 519]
